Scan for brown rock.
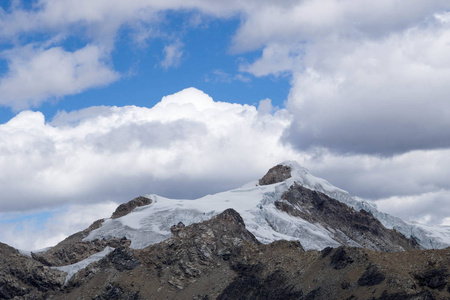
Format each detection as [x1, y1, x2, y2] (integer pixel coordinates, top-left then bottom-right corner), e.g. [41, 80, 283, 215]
[276, 183, 421, 252]
[111, 196, 152, 219]
[258, 165, 292, 185]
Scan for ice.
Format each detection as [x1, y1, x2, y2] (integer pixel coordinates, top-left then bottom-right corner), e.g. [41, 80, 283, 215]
[282, 161, 450, 249]
[53, 246, 115, 284]
[84, 161, 450, 251]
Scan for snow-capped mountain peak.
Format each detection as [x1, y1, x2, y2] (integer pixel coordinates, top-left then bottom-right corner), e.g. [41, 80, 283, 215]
[83, 161, 450, 251]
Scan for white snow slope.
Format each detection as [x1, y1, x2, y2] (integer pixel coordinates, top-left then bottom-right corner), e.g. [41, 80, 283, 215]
[53, 246, 115, 284]
[85, 161, 450, 251]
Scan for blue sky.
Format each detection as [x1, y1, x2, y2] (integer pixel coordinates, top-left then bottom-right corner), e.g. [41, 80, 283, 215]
[1, 0, 450, 250]
[0, 7, 290, 123]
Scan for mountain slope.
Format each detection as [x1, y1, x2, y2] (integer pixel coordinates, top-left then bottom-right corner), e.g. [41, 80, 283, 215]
[46, 209, 450, 300]
[1, 210, 449, 300]
[0, 242, 65, 300]
[277, 183, 419, 252]
[2, 161, 450, 299]
[81, 161, 447, 252]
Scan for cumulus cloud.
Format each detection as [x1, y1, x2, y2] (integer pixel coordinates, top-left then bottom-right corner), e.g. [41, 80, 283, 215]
[229, 2, 450, 157]
[231, 0, 450, 52]
[283, 21, 450, 155]
[0, 88, 296, 213]
[257, 98, 274, 115]
[0, 44, 119, 110]
[2, 88, 450, 249]
[229, 1, 450, 156]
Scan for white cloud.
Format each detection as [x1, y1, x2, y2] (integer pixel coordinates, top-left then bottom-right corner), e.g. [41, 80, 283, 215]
[303, 149, 450, 200]
[0, 202, 118, 250]
[231, 0, 450, 52]
[0, 88, 297, 213]
[0, 0, 449, 112]
[239, 43, 301, 77]
[161, 41, 184, 69]
[0, 0, 247, 109]
[226, 2, 450, 156]
[283, 21, 450, 155]
[375, 190, 450, 225]
[0, 44, 119, 110]
[1, 88, 450, 248]
[257, 98, 274, 115]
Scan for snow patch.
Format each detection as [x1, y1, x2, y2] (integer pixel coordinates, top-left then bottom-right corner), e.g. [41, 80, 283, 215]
[53, 246, 115, 284]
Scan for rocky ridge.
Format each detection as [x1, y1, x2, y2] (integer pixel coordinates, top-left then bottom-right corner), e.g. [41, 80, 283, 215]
[31, 196, 152, 267]
[277, 183, 420, 252]
[2, 163, 450, 299]
[258, 164, 292, 185]
[31, 209, 450, 299]
[32, 216, 130, 267]
[0, 242, 65, 300]
[111, 196, 152, 219]
[1, 208, 450, 299]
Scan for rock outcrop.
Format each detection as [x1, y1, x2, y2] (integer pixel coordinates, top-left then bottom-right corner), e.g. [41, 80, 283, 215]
[2, 163, 450, 299]
[2, 208, 450, 299]
[40, 209, 450, 300]
[0, 242, 65, 300]
[276, 183, 421, 252]
[258, 164, 292, 185]
[32, 219, 130, 267]
[32, 195, 151, 267]
[111, 196, 152, 219]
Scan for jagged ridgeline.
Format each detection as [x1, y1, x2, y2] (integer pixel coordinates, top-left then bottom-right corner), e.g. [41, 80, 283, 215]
[1, 162, 450, 299]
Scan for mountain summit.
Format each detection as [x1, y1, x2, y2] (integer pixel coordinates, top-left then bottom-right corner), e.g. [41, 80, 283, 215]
[2, 161, 450, 299]
[78, 161, 450, 251]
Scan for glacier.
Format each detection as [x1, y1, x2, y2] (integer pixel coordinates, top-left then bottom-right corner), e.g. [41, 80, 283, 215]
[84, 161, 450, 251]
[53, 246, 115, 284]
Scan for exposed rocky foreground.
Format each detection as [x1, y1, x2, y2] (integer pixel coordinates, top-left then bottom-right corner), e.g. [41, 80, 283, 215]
[1, 209, 450, 299]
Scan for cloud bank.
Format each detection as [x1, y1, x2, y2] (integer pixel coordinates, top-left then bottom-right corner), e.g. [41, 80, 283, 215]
[0, 88, 295, 213]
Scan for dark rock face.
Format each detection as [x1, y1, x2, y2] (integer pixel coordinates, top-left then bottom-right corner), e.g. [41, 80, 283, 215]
[414, 267, 448, 290]
[358, 264, 386, 286]
[218, 267, 304, 300]
[277, 183, 421, 252]
[321, 246, 333, 258]
[32, 218, 130, 267]
[330, 247, 354, 270]
[0, 242, 65, 300]
[259, 165, 292, 185]
[55, 208, 264, 299]
[92, 283, 140, 300]
[111, 196, 152, 219]
[104, 247, 141, 272]
[377, 290, 435, 300]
